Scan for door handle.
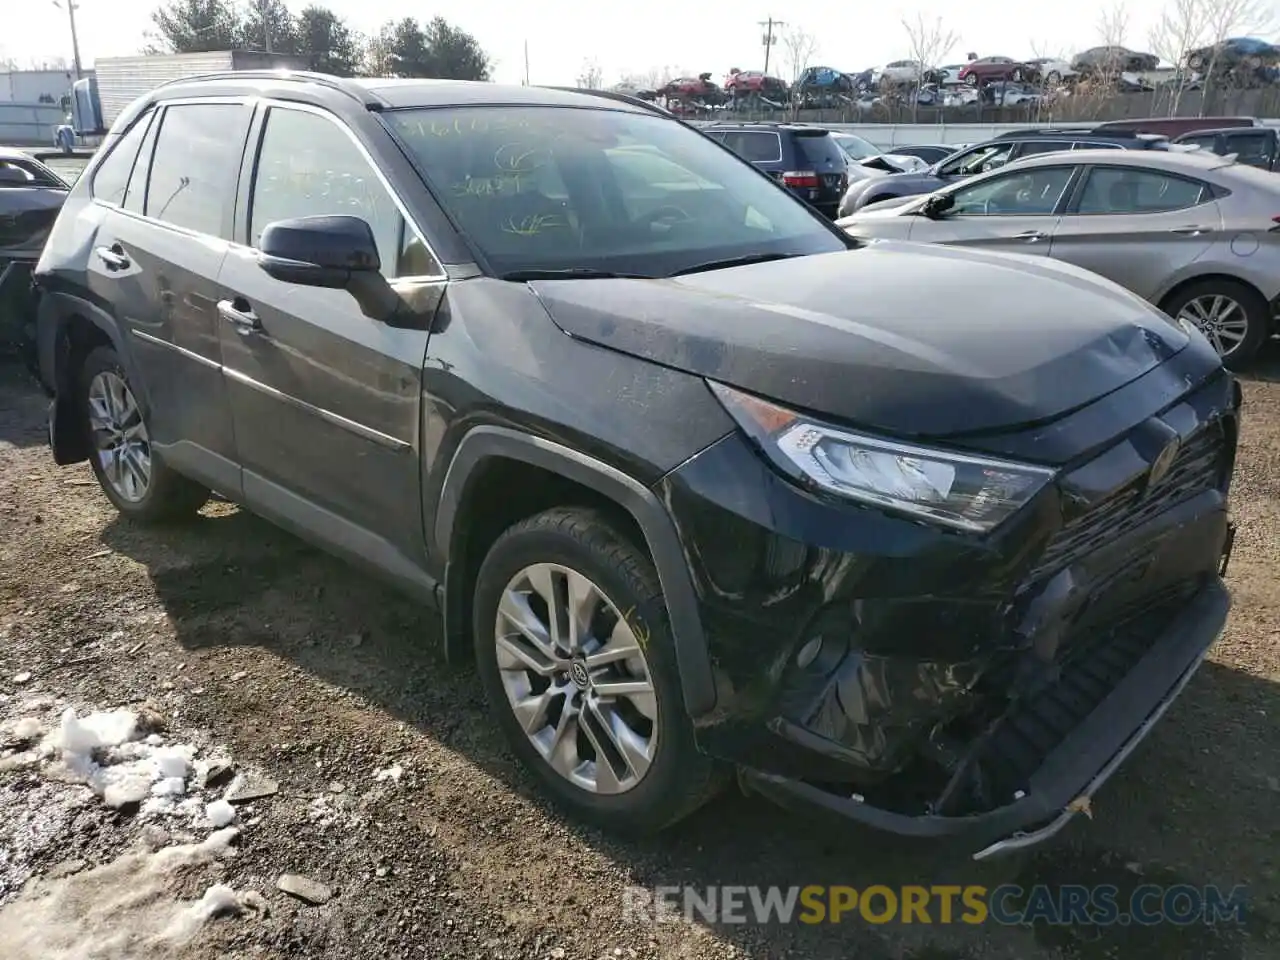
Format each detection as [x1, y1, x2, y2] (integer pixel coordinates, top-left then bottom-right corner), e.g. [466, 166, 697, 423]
[217, 298, 263, 336]
[1013, 230, 1046, 242]
[1171, 225, 1207, 236]
[94, 243, 130, 271]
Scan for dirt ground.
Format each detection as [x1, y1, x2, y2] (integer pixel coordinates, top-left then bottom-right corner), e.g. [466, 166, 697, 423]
[1, 348, 1278, 960]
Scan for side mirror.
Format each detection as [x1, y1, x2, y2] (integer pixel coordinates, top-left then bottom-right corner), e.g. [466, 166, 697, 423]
[922, 194, 954, 219]
[258, 215, 381, 289]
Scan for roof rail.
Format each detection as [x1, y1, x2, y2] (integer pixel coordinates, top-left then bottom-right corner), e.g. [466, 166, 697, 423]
[154, 69, 375, 107]
[539, 86, 675, 117]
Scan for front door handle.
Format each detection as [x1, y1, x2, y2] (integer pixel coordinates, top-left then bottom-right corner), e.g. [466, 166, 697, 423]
[1013, 230, 1046, 242]
[94, 243, 130, 271]
[1171, 225, 1208, 236]
[217, 298, 263, 336]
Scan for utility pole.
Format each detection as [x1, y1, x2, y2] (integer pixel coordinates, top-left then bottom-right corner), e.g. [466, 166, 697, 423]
[260, 0, 273, 53]
[523, 40, 530, 85]
[51, 0, 83, 79]
[759, 17, 785, 75]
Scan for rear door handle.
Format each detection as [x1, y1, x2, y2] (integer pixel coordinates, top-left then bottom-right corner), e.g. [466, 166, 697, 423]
[94, 244, 130, 270]
[1013, 230, 1046, 242]
[1171, 225, 1208, 236]
[217, 298, 264, 336]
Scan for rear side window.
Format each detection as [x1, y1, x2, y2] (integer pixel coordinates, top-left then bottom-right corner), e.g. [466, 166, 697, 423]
[1076, 167, 1211, 214]
[1073, 140, 1124, 150]
[90, 112, 153, 206]
[719, 131, 783, 163]
[1016, 140, 1075, 158]
[146, 103, 247, 238]
[794, 133, 846, 171]
[1178, 134, 1219, 152]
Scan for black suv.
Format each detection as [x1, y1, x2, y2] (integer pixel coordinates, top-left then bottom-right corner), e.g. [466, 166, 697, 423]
[839, 128, 1172, 215]
[702, 121, 849, 217]
[33, 74, 1239, 857]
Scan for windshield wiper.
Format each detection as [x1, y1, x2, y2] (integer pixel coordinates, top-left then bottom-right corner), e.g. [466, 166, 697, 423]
[500, 268, 653, 281]
[667, 252, 803, 277]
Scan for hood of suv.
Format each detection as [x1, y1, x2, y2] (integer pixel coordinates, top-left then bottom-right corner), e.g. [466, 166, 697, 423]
[532, 244, 1190, 439]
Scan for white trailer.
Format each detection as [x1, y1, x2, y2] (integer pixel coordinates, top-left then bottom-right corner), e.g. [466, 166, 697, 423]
[91, 50, 309, 132]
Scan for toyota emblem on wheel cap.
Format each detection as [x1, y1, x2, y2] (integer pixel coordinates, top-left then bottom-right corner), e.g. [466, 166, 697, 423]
[569, 659, 590, 689]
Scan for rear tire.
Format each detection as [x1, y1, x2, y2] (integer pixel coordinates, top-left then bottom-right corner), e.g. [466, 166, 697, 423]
[78, 345, 209, 522]
[472, 507, 723, 835]
[1162, 279, 1270, 371]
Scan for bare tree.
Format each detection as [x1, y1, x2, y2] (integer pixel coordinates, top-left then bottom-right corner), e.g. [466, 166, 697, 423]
[1073, 0, 1130, 116]
[576, 59, 604, 90]
[1197, 0, 1274, 113]
[902, 13, 958, 119]
[779, 27, 818, 116]
[1149, 0, 1209, 115]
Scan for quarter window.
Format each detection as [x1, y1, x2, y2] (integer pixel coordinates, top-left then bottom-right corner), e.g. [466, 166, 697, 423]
[146, 103, 246, 237]
[1076, 167, 1211, 214]
[949, 166, 1076, 216]
[249, 107, 437, 279]
[716, 131, 783, 163]
[90, 111, 154, 207]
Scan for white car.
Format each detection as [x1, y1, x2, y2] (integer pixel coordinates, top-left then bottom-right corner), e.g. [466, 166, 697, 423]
[877, 60, 927, 84]
[936, 64, 968, 85]
[1027, 57, 1077, 84]
[830, 132, 929, 174]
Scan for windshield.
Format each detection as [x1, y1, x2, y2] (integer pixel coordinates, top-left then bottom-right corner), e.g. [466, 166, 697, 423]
[383, 106, 845, 277]
[832, 133, 880, 160]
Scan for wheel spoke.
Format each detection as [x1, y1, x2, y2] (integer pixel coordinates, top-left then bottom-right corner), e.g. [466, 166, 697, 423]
[586, 699, 653, 787]
[496, 589, 559, 667]
[544, 702, 581, 777]
[564, 569, 598, 652]
[577, 707, 624, 794]
[526, 564, 567, 652]
[584, 617, 641, 668]
[495, 632, 559, 677]
[511, 688, 556, 734]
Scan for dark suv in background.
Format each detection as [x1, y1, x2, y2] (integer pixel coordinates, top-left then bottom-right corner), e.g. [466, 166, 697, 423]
[702, 121, 849, 217]
[839, 128, 1174, 215]
[33, 73, 1239, 858]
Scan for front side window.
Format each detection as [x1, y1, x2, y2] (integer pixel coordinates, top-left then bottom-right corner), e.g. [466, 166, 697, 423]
[146, 103, 246, 237]
[383, 106, 844, 277]
[249, 107, 437, 279]
[938, 141, 1017, 177]
[1076, 167, 1211, 214]
[1224, 132, 1274, 167]
[90, 112, 153, 206]
[948, 166, 1076, 216]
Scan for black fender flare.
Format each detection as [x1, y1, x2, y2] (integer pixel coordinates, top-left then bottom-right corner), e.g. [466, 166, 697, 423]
[435, 425, 717, 718]
[37, 291, 144, 464]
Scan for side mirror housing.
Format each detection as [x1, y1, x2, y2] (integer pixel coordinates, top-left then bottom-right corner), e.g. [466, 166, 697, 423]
[258, 215, 381, 289]
[921, 194, 953, 219]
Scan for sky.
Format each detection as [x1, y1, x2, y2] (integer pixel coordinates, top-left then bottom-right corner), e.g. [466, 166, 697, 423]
[2, 0, 1226, 87]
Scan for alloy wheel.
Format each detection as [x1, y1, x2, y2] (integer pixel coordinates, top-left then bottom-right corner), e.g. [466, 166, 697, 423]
[87, 370, 152, 502]
[494, 562, 658, 795]
[1177, 294, 1249, 359]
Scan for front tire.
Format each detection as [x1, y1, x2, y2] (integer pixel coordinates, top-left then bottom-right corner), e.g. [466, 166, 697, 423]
[472, 507, 722, 834]
[79, 345, 209, 522]
[1162, 279, 1270, 371]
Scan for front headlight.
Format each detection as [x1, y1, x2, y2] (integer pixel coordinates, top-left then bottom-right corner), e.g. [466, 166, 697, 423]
[710, 381, 1055, 534]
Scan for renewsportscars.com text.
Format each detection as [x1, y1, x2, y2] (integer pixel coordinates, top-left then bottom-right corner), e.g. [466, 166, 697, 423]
[622, 884, 1248, 926]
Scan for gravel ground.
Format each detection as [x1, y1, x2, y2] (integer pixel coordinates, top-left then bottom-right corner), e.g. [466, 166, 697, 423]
[0, 350, 1278, 960]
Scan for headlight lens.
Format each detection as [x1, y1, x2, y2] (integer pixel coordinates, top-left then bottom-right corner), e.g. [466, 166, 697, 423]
[710, 381, 1054, 534]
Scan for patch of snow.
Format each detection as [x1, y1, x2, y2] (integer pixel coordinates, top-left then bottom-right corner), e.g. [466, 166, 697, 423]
[373, 764, 403, 783]
[151, 777, 186, 798]
[6, 718, 42, 741]
[0, 828, 249, 959]
[205, 800, 236, 828]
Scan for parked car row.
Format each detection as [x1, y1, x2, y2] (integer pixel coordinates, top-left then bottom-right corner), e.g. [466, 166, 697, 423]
[839, 139, 1280, 368]
[24, 72, 1244, 863]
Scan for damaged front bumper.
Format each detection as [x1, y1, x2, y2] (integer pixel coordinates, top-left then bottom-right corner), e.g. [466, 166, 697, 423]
[740, 577, 1230, 859]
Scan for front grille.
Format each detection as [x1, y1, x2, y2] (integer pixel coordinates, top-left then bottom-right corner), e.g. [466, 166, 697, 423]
[1028, 421, 1226, 582]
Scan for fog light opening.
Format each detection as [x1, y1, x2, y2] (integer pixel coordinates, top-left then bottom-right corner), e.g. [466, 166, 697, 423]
[795, 636, 823, 669]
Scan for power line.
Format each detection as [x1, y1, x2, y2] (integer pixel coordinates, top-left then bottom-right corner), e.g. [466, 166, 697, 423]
[758, 17, 785, 75]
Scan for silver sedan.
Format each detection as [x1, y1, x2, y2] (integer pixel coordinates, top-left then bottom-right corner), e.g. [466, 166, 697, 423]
[837, 149, 1280, 368]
